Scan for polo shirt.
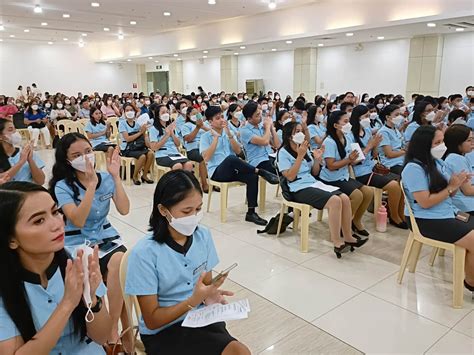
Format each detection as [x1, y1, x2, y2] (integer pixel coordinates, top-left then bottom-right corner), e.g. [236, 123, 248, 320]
[181, 121, 206, 151]
[6, 148, 45, 182]
[277, 147, 316, 192]
[199, 130, 236, 178]
[444, 153, 474, 212]
[118, 120, 140, 151]
[320, 135, 351, 182]
[308, 124, 326, 150]
[125, 226, 219, 335]
[378, 125, 405, 168]
[84, 122, 107, 148]
[149, 125, 180, 158]
[404, 121, 420, 144]
[240, 122, 272, 167]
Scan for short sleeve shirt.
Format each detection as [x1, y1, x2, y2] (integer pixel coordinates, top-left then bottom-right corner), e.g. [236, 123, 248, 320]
[277, 147, 316, 192]
[84, 122, 107, 147]
[181, 121, 206, 151]
[347, 128, 375, 177]
[378, 125, 405, 168]
[404, 121, 420, 144]
[240, 123, 272, 167]
[444, 153, 474, 213]
[6, 148, 45, 182]
[199, 130, 236, 178]
[319, 135, 351, 182]
[118, 120, 140, 151]
[308, 124, 326, 150]
[149, 125, 180, 158]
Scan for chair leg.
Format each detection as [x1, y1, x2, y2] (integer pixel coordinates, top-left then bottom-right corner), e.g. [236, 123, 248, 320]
[259, 177, 266, 212]
[408, 240, 423, 273]
[317, 209, 323, 222]
[275, 184, 280, 197]
[429, 247, 439, 267]
[207, 182, 213, 213]
[293, 209, 300, 231]
[220, 185, 228, 223]
[126, 162, 132, 186]
[276, 204, 286, 238]
[300, 205, 310, 252]
[398, 233, 415, 284]
[452, 246, 466, 309]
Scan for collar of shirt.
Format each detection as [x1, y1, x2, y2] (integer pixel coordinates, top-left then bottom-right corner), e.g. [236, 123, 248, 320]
[20, 256, 59, 284]
[164, 234, 193, 255]
[74, 172, 103, 191]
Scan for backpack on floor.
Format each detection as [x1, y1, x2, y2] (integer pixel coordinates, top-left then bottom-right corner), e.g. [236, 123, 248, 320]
[257, 213, 294, 235]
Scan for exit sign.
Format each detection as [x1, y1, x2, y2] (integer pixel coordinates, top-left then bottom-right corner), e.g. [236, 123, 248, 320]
[156, 65, 163, 70]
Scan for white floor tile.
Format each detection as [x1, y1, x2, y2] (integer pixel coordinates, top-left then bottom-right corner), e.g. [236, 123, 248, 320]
[453, 311, 474, 338]
[313, 293, 448, 354]
[426, 330, 474, 354]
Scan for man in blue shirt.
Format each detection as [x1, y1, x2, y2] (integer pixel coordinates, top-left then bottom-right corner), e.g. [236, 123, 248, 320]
[200, 106, 278, 226]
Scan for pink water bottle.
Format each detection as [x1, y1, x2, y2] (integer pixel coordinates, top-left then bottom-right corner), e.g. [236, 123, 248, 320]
[376, 202, 388, 232]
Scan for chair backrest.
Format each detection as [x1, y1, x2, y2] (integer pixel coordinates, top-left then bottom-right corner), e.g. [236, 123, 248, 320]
[56, 120, 77, 138]
[107, 117, 120, 142]
[400, 180, 422, 236]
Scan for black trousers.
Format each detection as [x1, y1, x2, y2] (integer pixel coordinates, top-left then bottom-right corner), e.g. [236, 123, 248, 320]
[256, 158, 277, 174]
[211, 156, 258, 208]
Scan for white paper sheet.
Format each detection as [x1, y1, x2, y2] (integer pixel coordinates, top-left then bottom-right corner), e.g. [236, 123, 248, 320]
[311, 181, 339, 192]
[170, 154, 186, 161]
[182, 299, 250, 328]
[350, 143, 365, 162]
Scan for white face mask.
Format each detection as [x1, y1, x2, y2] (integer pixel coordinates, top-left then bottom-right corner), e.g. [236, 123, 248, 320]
[261, 104, 269, 111]
[292, 131, 305, 145]
[31, 104, 39, 110]
[57, 103, 63, 109]
[69, 153, 95, 173]
[288, 102, 294, 108]
[160, 113, 170, 122]
[316, 114, 325, 122]
[283, 117, 292, 126]
[363, 97, 369, 103]
[181, 107, 188, 115]
[399, 106, 406, 114]
[197, 98, 202, 103]
[341, 123, 352, 134]
[320, 104, 325, 109]
[369, 112, 378, 120]
[125, 111, 135, 119]
[145, 100, 151, 105]
[392, 115, 405, 126]
[65, 100, 71, 105]
[6, 132, 22, 147]
[376, 103, 384, 109]
[268, 102, 273, 108]
[233, 111, 242, 120]
[107, 100, 113, 105]
[467, 90, 474, 96]
[190, 115, 197, 122]
[275, 95, 280, 100]
[360, 117, 371, 128]
[168, 210, 203, 236]
[425, 111, 436, 122]
[431, 143, 447, 160]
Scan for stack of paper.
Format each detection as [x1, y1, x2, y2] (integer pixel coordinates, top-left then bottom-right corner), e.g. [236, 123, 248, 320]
[182, 299, 250, 328]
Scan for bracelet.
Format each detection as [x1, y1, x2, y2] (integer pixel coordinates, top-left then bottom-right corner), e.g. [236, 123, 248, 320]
[90, 297, 102, 313]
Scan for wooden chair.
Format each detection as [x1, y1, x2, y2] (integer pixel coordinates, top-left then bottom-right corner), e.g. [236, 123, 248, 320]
[119, 250, 146, 354]
[398, 181, 467, 308]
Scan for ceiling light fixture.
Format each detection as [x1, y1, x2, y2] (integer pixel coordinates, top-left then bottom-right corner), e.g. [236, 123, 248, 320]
[456, 28, 465, 32]
[177, 58, 182, 61]
[427, 23, 436, 27]
[130, 20, 137, 25]
[271, 48, 277, 51]
[0, 39, 3, 42]
[317, 43, 324, 47]
[24, 29, 30, 33]
[118, 33, 124, 40]
[63, 14, 70, 18]
[127, 59, 132, 62]
[63, 38, 68, 41]
[48, 41, 53, 45]
[285, 40, 292, 44]
[9, 34, 15, 38]
[109, 61, 113, 63]
[103, 27, 110, 31]
[208, 0, 216, 4]
[240, 46, 246, 49]
[203, 55, 208, 58]
[346, 32, 354, 36]
[154, 60, 159, 63]
[34, 5, 42, 13]
[41, 22, 48, 26]
[91, 2, 100, 7]
[163, 12, 171, 16]
[203, 50, 209, 54]
[377, 36, 384, 40]
[173, 54, 178, 57]
[268, 1, 276, 10]
[81, 33, 87, 37]
[234, 52, 239, 55]
[148, 57, 153, 59]
[79, 42, 84, 47]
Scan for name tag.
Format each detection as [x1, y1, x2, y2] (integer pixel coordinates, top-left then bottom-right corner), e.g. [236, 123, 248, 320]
[193, 261, 207, 276]
[99, 192, 113, 202]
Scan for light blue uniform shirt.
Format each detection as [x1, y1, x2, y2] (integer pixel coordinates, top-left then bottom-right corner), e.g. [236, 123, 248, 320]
[240, 123, 272, 167]
[181, 121, 206, 151]
[404, 121, 420, 144]
[308, 124, 326, 150]
[0, 263, 106, 354]
[125, 226, 219, 335]
[55, 172, 119, 246]
[467, 151, 474, 181]
[347, 128, 375, 177]
[378, 125, 405, 168]
[118, 120, 140, 151]
[467, 117, 474, 130]
[401, 160, 456, 219]
[175, 115, 186, 136]
[371, 117, 383, 132]
[228, 120, 241, 141]
[277, 129, 283, 142]
[444, 153, 474, 212]
[7, 148, 45, 182]
[277, 147, 316, 192]
[199, 130, 236, 178]
[149, 125, 180, 158]
[84, 121, 107, 147]
[320, 135, 351, 182]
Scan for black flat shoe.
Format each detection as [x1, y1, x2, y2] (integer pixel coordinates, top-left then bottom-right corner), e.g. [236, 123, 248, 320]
[245, 212, 267, 226]
[352, 222, 370, 236]
[141, 177, 154, 184]
[334, 244, 350, 259]
[389, 219, 409, 230]
[213, 186, 221, 193]
[257, 169, 279, 185]
[133, 179, 141, 185]
[345, 237, 369, 249]
[464, 280, 474, 292]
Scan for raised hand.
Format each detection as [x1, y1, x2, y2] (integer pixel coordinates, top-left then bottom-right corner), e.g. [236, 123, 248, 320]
[312, 147, 324, 161]
[84, 155, 98, 189]
[349, 149, 359, 162]
[87, 245, 103, 302]
[190, 272, 228, 306]
[0, 172, 11, 184]
[449, 172, 470, 190]
[62, 255, 84, 310]
[297, 140, 309, 158]
[263, 116, 273, 129]
[20, 144, 32, 164]
[107, 147, 121, 178]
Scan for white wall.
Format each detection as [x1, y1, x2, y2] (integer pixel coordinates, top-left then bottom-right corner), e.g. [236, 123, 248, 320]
[238, 51, 294, 96]
[0, 42, 138, 96]
[316, 39, 410, 97]
[182, 57, 221, 93]
[439, 32, 474, 96]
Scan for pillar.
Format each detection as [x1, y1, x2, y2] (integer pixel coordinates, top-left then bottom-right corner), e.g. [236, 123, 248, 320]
[169, 60, 184, 93]
[406, 35, 444, 99]
[135, 64, 147, 93]
[293, 48, 317, 99]
[220, 55, 238, 93]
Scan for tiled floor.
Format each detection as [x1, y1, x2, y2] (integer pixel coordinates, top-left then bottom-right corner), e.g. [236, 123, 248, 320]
[39, 150, 474, 354]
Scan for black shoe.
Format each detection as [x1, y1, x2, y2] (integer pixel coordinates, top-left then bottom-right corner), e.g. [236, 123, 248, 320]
[389, 219, 409, 230]
[133, 179, 141, 185]
[352, 222, 370, 237]
[245, 212, 268, 226]
[334, 244, 350, 259]
[257, 169, 279, 185]
[141, 177, 154, 184]
[345, 237, 369, 249]
[464, 280, 474, 292]
[213, 186, 221, 193]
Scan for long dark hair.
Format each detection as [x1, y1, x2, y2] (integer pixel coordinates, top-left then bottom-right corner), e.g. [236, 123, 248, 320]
[379, 104, 399, 125]
[412, 101, 431, 125]
[326, 111, 348, 159]
[152, 104, 169, 136]
[89, 106, 105, 126]
[149, 170, 202, 243]
[0, 182, 86, 343]
[49, 133, 91, 202]
[279, 121, 311, 162]
[443, 124, 471, 159]
[0, 119, 13, 172]
[185, 106, 196, 125]
[404, 125, 447, 193]
[350, 105, 369, 148]
[306, 105, 318, 126]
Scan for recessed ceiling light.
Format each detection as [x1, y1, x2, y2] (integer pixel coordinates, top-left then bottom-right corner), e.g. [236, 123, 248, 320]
[203, 55, 208, 59]
[173, 54, 178, 57]
[271, 48, 277, 51]
[63, 14, 70, 18]
[108, 61, 113, 63]
[317, 43, 324, 47]
[118, 33, 124, 40]
[285, 40, 292, 44]
[427, 23, 436, 27]
[48, 41, 53, 45]
[78, 42, 84, 47]
[163, 12, 171, 16]
[9, 34, 15, 38]
[0, 25, 4, 31]
[34, 5, 42, 13]
[456, 28, 465, 32]
[148, 57, 153, 59]
[346, 32, 354, 36]
[41, 22, 48, 26]
[63, 38, 68, 41]
[91, 2, 100, 7]
[81, 33, 87, 37]
[154, 60, 159, 63]
[203, 50, 209, 54]
[240, 46, 246, 49]
[24, 29, 30, 33]
[130, 21, 137, 25]
[208, 0, 216, 4]
[127, 59, 132, 62]
[103, 27, 110, 31]
[234, 52, 239, 55]
[377, 36, 384, 40]
[0, 39, 3, 42]
[177, 58, 182, 61]
[268, 1, 276, 10]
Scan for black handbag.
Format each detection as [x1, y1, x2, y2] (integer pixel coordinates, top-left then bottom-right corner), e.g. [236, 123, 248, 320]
[124, 133, 146, 152]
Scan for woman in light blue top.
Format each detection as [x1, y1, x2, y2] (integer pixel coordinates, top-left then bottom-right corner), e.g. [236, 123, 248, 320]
[0, 182, 112, 354]
[84, 106, 115, 157]
[349, 105, 407, 229]
[443, 125, 474, 214]
[226, 103, 243, 142]
[367, 103, 383, 133]
[377, 104, 406, 175]
[401, 126, 474, 292]
[320, 111, 374, 236]
[404, 101, 435, 145]
[306, 105, 326, 150]
[125, 170, 250, 355]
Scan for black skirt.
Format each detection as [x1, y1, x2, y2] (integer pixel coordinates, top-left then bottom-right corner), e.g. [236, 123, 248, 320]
[186, 149, 204, 163]
[356, 172, 399, 189]
[292, 187, 341, 210]
[141, 321, 236, 355]
[406, 217, 474, 244]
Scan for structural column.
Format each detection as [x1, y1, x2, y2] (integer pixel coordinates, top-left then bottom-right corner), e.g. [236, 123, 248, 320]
[220, 55, 238, 93]
[136, 64, 147, 93]
[406, 35, 444, 99]
[169, 60, 184, 93]
[293, 48, 317, 99]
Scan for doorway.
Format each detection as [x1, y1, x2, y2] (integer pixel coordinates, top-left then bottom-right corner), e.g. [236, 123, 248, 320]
[147, 71, 169, 95]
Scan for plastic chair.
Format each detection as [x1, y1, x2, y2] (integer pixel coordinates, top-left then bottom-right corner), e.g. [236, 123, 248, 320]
[17, 128, 30, 143]
[398, 181, 467, 308]
[107, 117, 120, 142]
[116, 134, 137, 185]
[152, 160, 171, 182]
[94, 151, 107, 172]
[119, 250, 147, 354]
[207, 179, 246, 223]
